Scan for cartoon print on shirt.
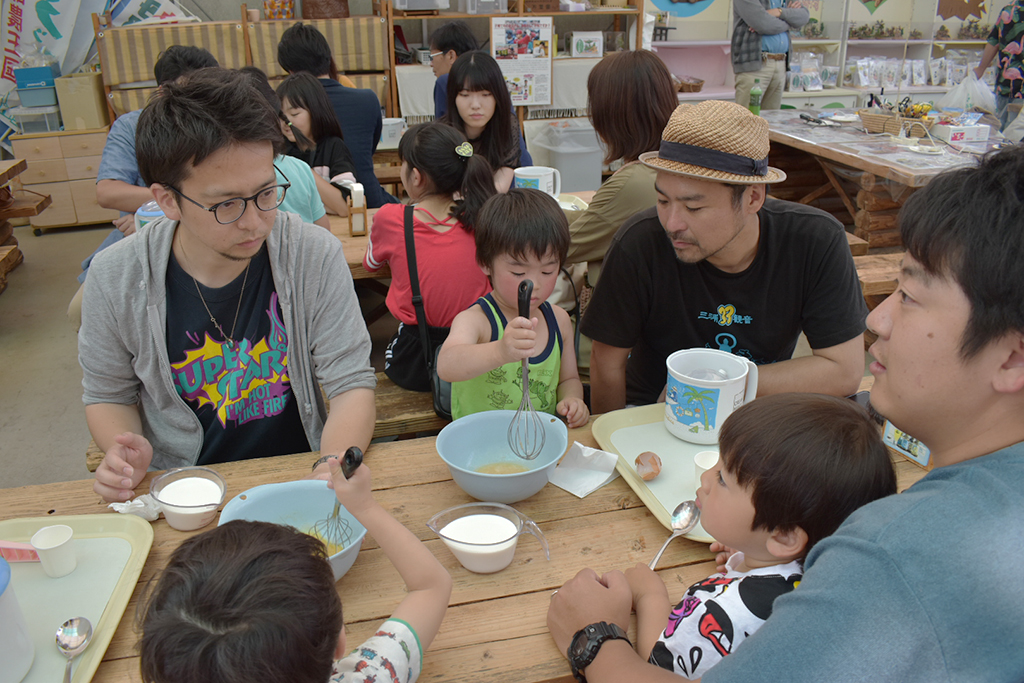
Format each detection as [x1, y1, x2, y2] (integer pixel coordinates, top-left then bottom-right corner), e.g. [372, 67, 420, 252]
[698, 600, 735, 657]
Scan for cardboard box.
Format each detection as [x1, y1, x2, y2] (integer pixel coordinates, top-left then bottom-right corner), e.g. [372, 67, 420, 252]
[930, 123, 990, 143]
[569, 31, 603, 58]
[55, 73, 109, 130]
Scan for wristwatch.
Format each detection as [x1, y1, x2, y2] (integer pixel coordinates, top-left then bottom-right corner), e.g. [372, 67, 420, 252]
[568, 621, 631, 682]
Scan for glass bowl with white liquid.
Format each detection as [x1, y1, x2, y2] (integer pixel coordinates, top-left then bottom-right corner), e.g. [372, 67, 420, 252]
[150, 466, 227, 531]
[427, 502, 549, 574]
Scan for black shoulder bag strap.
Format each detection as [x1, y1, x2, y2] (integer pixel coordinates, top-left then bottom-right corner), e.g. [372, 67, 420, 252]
[404, 204, 435, 370]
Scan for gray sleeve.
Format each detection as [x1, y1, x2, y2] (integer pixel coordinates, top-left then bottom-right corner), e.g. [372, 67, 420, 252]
[733, 0, 790, 35]
[780, 6, 809, 29]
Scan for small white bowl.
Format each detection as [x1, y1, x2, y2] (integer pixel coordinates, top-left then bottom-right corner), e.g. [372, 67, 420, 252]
[150, 466, 226, 531]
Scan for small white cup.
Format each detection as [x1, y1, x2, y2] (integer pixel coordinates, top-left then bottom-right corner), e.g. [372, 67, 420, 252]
[30, 525, 76, 578]
[513, 166, 561, 198]
[694, 450, 720, 486]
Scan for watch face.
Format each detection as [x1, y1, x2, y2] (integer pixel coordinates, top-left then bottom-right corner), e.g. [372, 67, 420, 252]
[570, 631, 589, 659]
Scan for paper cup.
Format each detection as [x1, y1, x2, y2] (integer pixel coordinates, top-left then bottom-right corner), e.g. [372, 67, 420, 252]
[665, 348, 758, 444]
[694, 450, 720, 485]
[30, 525, 76, 578]
[513, 166, 561, 197]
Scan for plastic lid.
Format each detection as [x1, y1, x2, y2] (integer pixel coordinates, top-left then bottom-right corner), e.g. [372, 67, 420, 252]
[754, 79, 760, 83]
[0, 557, 9, 596]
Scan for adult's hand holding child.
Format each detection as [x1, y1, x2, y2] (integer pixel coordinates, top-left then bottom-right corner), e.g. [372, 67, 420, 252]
[94, 432, 153, 502]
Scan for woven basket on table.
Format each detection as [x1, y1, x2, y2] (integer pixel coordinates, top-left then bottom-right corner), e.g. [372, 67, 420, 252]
[676, 75, 705, 93]
[857, 109, 933, 138]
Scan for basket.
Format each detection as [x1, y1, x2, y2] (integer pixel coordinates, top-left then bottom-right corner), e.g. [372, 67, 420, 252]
[676, 75, 705, 93]
[857, 109, 934, 138]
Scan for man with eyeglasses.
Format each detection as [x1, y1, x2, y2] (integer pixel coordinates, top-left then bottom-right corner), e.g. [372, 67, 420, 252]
[80, 68, 376, 503]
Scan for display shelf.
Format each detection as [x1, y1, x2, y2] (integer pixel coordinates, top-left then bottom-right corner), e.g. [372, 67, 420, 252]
[792, 39, 842, 46]
[845, 39, 933, 45]
[676, 85, 735, 102]
[653, 40, 729, 47]
[933, 40, 988, 47]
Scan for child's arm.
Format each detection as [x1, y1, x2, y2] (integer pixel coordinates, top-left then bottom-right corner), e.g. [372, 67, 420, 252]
[313, 173, 350, 217]
[328, 459, 452, 649]
[437, 306, 538, 382]
[552, 305, 589, 428]
[624, 563, 672, 660]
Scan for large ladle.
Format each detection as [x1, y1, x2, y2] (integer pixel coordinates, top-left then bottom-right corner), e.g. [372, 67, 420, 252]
[648, 500, 700, 570]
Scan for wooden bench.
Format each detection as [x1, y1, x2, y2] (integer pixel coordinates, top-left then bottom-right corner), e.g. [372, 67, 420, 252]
[854, 251, 902, 350]
[86, 372, 448, 472]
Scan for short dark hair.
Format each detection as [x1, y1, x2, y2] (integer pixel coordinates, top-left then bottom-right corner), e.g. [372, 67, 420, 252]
[587, 50, 676, 164]
[137, 67, 283, 188]
[475, 188, 570, 269]
[277, 22, 332, 76]
[718, 393, 897, 555]
[153, 45, 219, 85]
[277, 72, 344, 143]
[139, 521, 342, 683]
[429, 20, 479, 55]
[399, 122, 495, 230]
[442, 51, 518, 171]
[899, 145, 1024, 359]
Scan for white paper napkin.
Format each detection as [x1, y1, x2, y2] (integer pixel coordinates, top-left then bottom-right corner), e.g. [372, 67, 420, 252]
[548, 441, 620, 498]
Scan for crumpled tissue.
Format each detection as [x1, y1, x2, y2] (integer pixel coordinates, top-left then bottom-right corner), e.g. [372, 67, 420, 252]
[547, 441, 620, 498]
[108, 494, 162, 522]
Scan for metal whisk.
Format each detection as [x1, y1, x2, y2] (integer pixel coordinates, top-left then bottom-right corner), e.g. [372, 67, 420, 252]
[508, 280, 547, 460]
[311, 447, 363, 551]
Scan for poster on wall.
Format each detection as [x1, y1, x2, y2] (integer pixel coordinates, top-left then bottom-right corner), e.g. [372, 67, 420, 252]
[490, 16, 552, 107]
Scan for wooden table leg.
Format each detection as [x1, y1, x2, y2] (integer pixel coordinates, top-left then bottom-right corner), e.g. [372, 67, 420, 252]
[815, 158, 858, 219]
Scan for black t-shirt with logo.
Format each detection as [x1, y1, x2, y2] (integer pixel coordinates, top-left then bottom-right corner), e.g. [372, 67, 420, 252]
[581, 199, 867, 405]
[166, 244, 311, 464]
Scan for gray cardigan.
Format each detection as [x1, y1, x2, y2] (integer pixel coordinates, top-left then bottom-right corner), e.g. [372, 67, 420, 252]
[79, 211, 376, 470]
[732, 0, 809, 74]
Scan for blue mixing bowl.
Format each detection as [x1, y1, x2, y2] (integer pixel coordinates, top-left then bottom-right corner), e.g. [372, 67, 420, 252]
[218, 480, 366, 581]
[435, 410, 569, 503]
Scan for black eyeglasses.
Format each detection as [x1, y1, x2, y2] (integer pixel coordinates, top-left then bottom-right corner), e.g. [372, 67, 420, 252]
[166, 165, 291, 224]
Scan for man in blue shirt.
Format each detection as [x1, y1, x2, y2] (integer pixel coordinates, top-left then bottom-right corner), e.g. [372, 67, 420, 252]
[277, 22, 396, 208]
[547, 146, 1024, 682]
[731, 0, 808, 110]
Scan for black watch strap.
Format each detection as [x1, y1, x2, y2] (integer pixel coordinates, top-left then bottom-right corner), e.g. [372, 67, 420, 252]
[568, 621, 631, 682]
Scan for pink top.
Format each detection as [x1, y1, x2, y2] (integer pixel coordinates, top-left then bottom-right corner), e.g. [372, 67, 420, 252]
[363, 203, 490, 327]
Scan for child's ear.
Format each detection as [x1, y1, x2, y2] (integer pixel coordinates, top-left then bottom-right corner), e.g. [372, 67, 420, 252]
[765, 525, 808, 562]
[333, 624, 347, 660]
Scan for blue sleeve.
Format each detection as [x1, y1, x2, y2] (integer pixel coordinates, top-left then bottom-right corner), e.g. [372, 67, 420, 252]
[434, 74, 448, 118]
[97, 112, 144, 186]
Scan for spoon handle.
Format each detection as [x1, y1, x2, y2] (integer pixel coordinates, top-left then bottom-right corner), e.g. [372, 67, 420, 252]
[648, 530, 684, 571]
[63, 658, 73, 683]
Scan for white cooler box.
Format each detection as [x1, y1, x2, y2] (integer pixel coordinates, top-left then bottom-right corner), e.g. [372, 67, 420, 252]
[527, 119, 604, 193]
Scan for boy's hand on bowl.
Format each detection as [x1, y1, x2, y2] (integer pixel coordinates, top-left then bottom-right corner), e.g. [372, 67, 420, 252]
[557, 397, 589, 428]
[501, 316, 538, 363]
[327, 458, 375, 517]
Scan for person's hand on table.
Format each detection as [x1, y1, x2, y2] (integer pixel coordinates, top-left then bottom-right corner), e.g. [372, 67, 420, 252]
[113, 214, 136, 236]
[548, 568, 632, 659]
[93, 432, 153, 502]
[624, 562, 669, 609]
[557, 397, 589, 429]
[710, 541, 737, 573]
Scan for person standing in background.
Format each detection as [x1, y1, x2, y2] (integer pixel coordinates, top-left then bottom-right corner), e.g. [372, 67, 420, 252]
[429, 20, 479, 119]
[732, 0, 808, 111]
[975, 0, 1024, 130]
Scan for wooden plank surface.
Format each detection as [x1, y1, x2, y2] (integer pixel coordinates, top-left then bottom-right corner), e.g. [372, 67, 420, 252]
[0, 192, 52, 218]
[0, 158, 27, 186]
[855, 252, 903, 297]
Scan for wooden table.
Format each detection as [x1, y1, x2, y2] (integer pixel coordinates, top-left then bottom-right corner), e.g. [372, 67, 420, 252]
[0, 409, 928, 683]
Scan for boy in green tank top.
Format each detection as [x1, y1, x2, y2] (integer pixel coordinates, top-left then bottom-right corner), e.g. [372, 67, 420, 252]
[438, 189, 590, 427]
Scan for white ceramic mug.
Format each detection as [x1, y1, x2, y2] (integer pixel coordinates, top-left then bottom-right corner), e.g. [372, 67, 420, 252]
[513, 166, 561, 197]
[30, 524, 76, 578]
[664, 348, 758, 444]
[0, 558, 34, 683]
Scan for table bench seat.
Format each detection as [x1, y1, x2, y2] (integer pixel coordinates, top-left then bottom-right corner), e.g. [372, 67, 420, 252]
[86, 373, 449, 472]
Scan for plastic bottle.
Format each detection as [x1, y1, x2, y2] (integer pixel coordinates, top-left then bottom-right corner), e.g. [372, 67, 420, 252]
[749, 78, 763, 115]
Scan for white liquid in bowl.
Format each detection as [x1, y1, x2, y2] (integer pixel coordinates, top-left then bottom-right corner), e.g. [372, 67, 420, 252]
[157, 477, 223, 530]
[439, 514, 519, 573]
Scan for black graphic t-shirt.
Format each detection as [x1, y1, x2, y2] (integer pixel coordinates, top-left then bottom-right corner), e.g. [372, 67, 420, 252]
[166, 244, 311, 464]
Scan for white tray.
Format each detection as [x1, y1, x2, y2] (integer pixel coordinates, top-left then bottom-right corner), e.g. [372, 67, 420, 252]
[0, 514, 154, 683]
[592, 404, 716, 543]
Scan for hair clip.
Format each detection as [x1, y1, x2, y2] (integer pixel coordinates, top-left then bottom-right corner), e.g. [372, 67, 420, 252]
[455, 141, 473, 159]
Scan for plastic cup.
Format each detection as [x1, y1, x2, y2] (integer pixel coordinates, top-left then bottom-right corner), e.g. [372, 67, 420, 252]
[30, 525, 76, 578]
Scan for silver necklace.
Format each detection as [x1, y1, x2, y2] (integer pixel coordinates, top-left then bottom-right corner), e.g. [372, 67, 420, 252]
[177, 234, 251, 348]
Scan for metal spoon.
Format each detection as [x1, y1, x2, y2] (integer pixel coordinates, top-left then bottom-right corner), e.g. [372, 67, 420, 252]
[648, 500, 700, 570]
[56, 617, 93, 683]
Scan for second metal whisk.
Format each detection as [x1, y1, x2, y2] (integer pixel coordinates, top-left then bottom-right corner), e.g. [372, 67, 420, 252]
[507, 280, 546, 460]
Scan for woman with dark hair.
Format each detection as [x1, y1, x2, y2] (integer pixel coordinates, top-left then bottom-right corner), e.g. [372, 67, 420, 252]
[442, 50, 523, 192]
[561, 50, 678, 376]
[363, 122, 496, 391]
[277, 72, 356, 216]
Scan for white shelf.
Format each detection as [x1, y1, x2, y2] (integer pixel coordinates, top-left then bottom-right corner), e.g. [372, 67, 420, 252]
[676, 85, 734, 101]
[846, 39, 932, 45]
[652, 40, 730, 47]
[783, 87, 860, 98]
[847, 84, 948, 93]
[933, 40, 987, 46]
[792, 39, 842, 46]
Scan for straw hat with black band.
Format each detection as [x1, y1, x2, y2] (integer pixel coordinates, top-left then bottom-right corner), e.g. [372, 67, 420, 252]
[639, 100, 787, 185]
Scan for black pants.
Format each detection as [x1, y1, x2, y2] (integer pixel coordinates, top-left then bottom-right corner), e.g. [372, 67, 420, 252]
[383, 322, 450, 392]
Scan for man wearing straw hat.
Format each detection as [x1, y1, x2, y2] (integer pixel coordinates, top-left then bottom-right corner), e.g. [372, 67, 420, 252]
[582, 101, 866, 413]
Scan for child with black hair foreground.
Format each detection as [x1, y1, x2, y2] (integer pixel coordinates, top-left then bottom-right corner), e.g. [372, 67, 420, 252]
[623, 393, 896, 680]
[139, 458, 452, 683]
[437, 189, 589, 427]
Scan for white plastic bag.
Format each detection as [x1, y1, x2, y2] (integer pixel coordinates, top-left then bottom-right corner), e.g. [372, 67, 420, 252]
[937, 71, 997, 114]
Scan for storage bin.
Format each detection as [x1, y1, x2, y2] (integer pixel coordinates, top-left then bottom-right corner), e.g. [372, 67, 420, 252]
[9, 105, 62, 134]
[529, 119, 603, 193]
[458, 0, 507, 13]
[394, 0, 448, 9]
[13, 64, 60, 89]
[18, 86, 58, 107]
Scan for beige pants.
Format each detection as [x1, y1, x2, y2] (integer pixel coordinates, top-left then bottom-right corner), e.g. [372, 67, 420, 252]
[735, 59, 787, 111]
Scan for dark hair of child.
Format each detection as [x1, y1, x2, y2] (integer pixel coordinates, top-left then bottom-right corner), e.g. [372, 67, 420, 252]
[475, 188, 570, 269]
[399, 122, 495, 230]
[277, 22, 332, 77]
[239, 66, 315, 152]
[442, 51, 518, 171]
[153, 45, 219, 86]
[429, 20, 479, 55]
[139, 520, 342, 683]
[718, 392, 897, 555]
[276, 72, 344, 144]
